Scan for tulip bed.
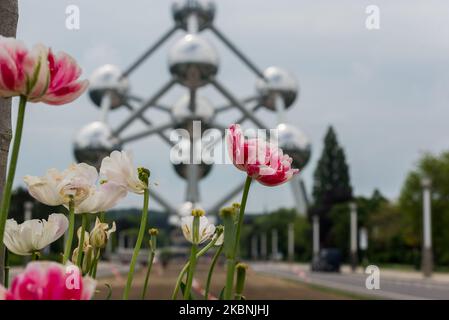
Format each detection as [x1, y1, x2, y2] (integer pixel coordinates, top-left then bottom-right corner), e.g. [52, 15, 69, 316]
[0, 37, 299, 300]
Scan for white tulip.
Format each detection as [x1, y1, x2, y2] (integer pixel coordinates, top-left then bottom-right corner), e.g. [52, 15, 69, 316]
[74, 182, 127, 214]
[24, 163, 98, 206]
[181, 216, 216, 245]
[3, 214, 69, 256]
[100, 150, 147, 194]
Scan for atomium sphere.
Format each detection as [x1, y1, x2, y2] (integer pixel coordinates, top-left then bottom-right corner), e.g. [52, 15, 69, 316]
[256, 66, 298, 111]
[172, 0, 215, 31]
[168, 34, 219, 88]
[73, 121, 122, 169]
[171, 138, 214, 180]
[177, 201, 203, 216]
[276, 123, 311, 171]
[88, 64, 129, 110]
[172, 94, 214, 131]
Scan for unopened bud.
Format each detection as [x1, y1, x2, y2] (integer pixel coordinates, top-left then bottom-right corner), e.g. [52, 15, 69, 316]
[137, 167, 150, 186]
[192, 208, 205, 217]
[219, 206, 235, 218]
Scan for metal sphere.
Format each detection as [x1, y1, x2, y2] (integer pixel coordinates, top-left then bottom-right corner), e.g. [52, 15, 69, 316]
[172, 0, 215, 31]
[177, 201, 203, 216]
[171, 138, 213, 180]
[276, 123, 311, 170]
[88, 64, 129, 109]
[256, 66, 298, 111]
[171, 94, 214, 131]
[73, 121, 122, 169]
[168, 34, 219, 88]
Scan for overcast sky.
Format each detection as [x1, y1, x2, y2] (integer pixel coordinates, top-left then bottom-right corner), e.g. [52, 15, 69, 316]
[9, 0, 449, 213]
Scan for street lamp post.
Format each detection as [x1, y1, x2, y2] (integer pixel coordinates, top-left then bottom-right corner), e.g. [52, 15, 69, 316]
[350, 202, 358, 272]
[260, 232, 267, 260]
[271, 229, 278, 261]
[421, 177, 433, 278]
[288, 223, 294, 262]
[312, 215, 320, 259]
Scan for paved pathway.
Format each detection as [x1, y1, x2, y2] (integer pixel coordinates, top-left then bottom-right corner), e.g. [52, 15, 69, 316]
[251, 262, 449, 300]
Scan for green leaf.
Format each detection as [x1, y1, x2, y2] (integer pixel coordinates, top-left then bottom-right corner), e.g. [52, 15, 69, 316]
[219, 287, 225, 300]
[180, 281, 195, 300]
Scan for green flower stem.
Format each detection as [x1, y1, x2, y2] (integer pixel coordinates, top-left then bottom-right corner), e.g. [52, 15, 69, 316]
[141, 248, 155, 299]
[234, 263, 248, 300]
[62, 196, 75, 264]
[204, 245, 223, 300]
[123, 188, 149, 300]
[90, 249, 101, 279]
[183, 216, 200, 300]
[76, 213, 88, 267]
[224, 175, 252, 300]
[171, 236, 219, 300]
[32, 252, 40, 261]
[0, 96, 27, 284]
[233, 176, 252, 257]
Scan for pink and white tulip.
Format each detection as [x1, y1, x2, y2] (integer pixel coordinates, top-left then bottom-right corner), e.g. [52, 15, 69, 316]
[0, 261, 96, 300]
[0, 36, 87, 104]
[227, 124, 299, 186]
[37, 50, 89, 105]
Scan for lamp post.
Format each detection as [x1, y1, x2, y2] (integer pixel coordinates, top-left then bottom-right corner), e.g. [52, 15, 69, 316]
[24, 201, 33, 221]
[350, 202, 358, 272]
[271, 229, 278, 261]
[251, 234, 258, 260]
[312, 215, 320, 260]
[260, 232, 267, 260]
[421, 177, 433, 277]
[288, 223, 294, 262]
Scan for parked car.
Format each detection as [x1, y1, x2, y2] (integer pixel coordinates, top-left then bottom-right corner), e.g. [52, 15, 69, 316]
[311, 248, 342, 272]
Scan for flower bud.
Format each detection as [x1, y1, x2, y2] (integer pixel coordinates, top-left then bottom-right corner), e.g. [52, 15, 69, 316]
[219, 206, 236, 218]
[235, 263, 248, 300]
[89, 218, 116, 249]
[192, 208, 205, 217]
[137, 167, 150, 187]
[148, 228, 159, 236]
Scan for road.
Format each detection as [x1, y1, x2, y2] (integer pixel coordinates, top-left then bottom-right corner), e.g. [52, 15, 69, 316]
[251, 262, 449, 300]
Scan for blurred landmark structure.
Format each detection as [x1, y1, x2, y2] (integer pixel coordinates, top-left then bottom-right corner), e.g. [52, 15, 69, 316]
[73, 0, 311, 225]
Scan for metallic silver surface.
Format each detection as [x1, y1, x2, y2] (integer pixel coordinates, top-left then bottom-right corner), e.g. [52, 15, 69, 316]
[89, 65, 129, 109]
[74, 121, 121, 169]
[171, 138, 213, 180]
[276, 123, 311, 170]
[168, 34, 219, 88]
[171, 94, 214, 130]
[256, 66, 298, 110]
[172, 0, 215, 31]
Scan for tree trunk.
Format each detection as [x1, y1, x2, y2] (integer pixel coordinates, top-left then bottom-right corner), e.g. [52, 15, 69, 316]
[0, 0, 19, 285]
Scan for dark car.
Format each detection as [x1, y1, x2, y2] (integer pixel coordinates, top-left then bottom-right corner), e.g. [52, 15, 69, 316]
[311, 248, 342, 272]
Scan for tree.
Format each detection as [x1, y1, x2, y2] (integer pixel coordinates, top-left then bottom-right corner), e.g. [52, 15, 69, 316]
[0, 0, 19, 285]
[310, 126, 352, 247]
[399, 152, 449, 266]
